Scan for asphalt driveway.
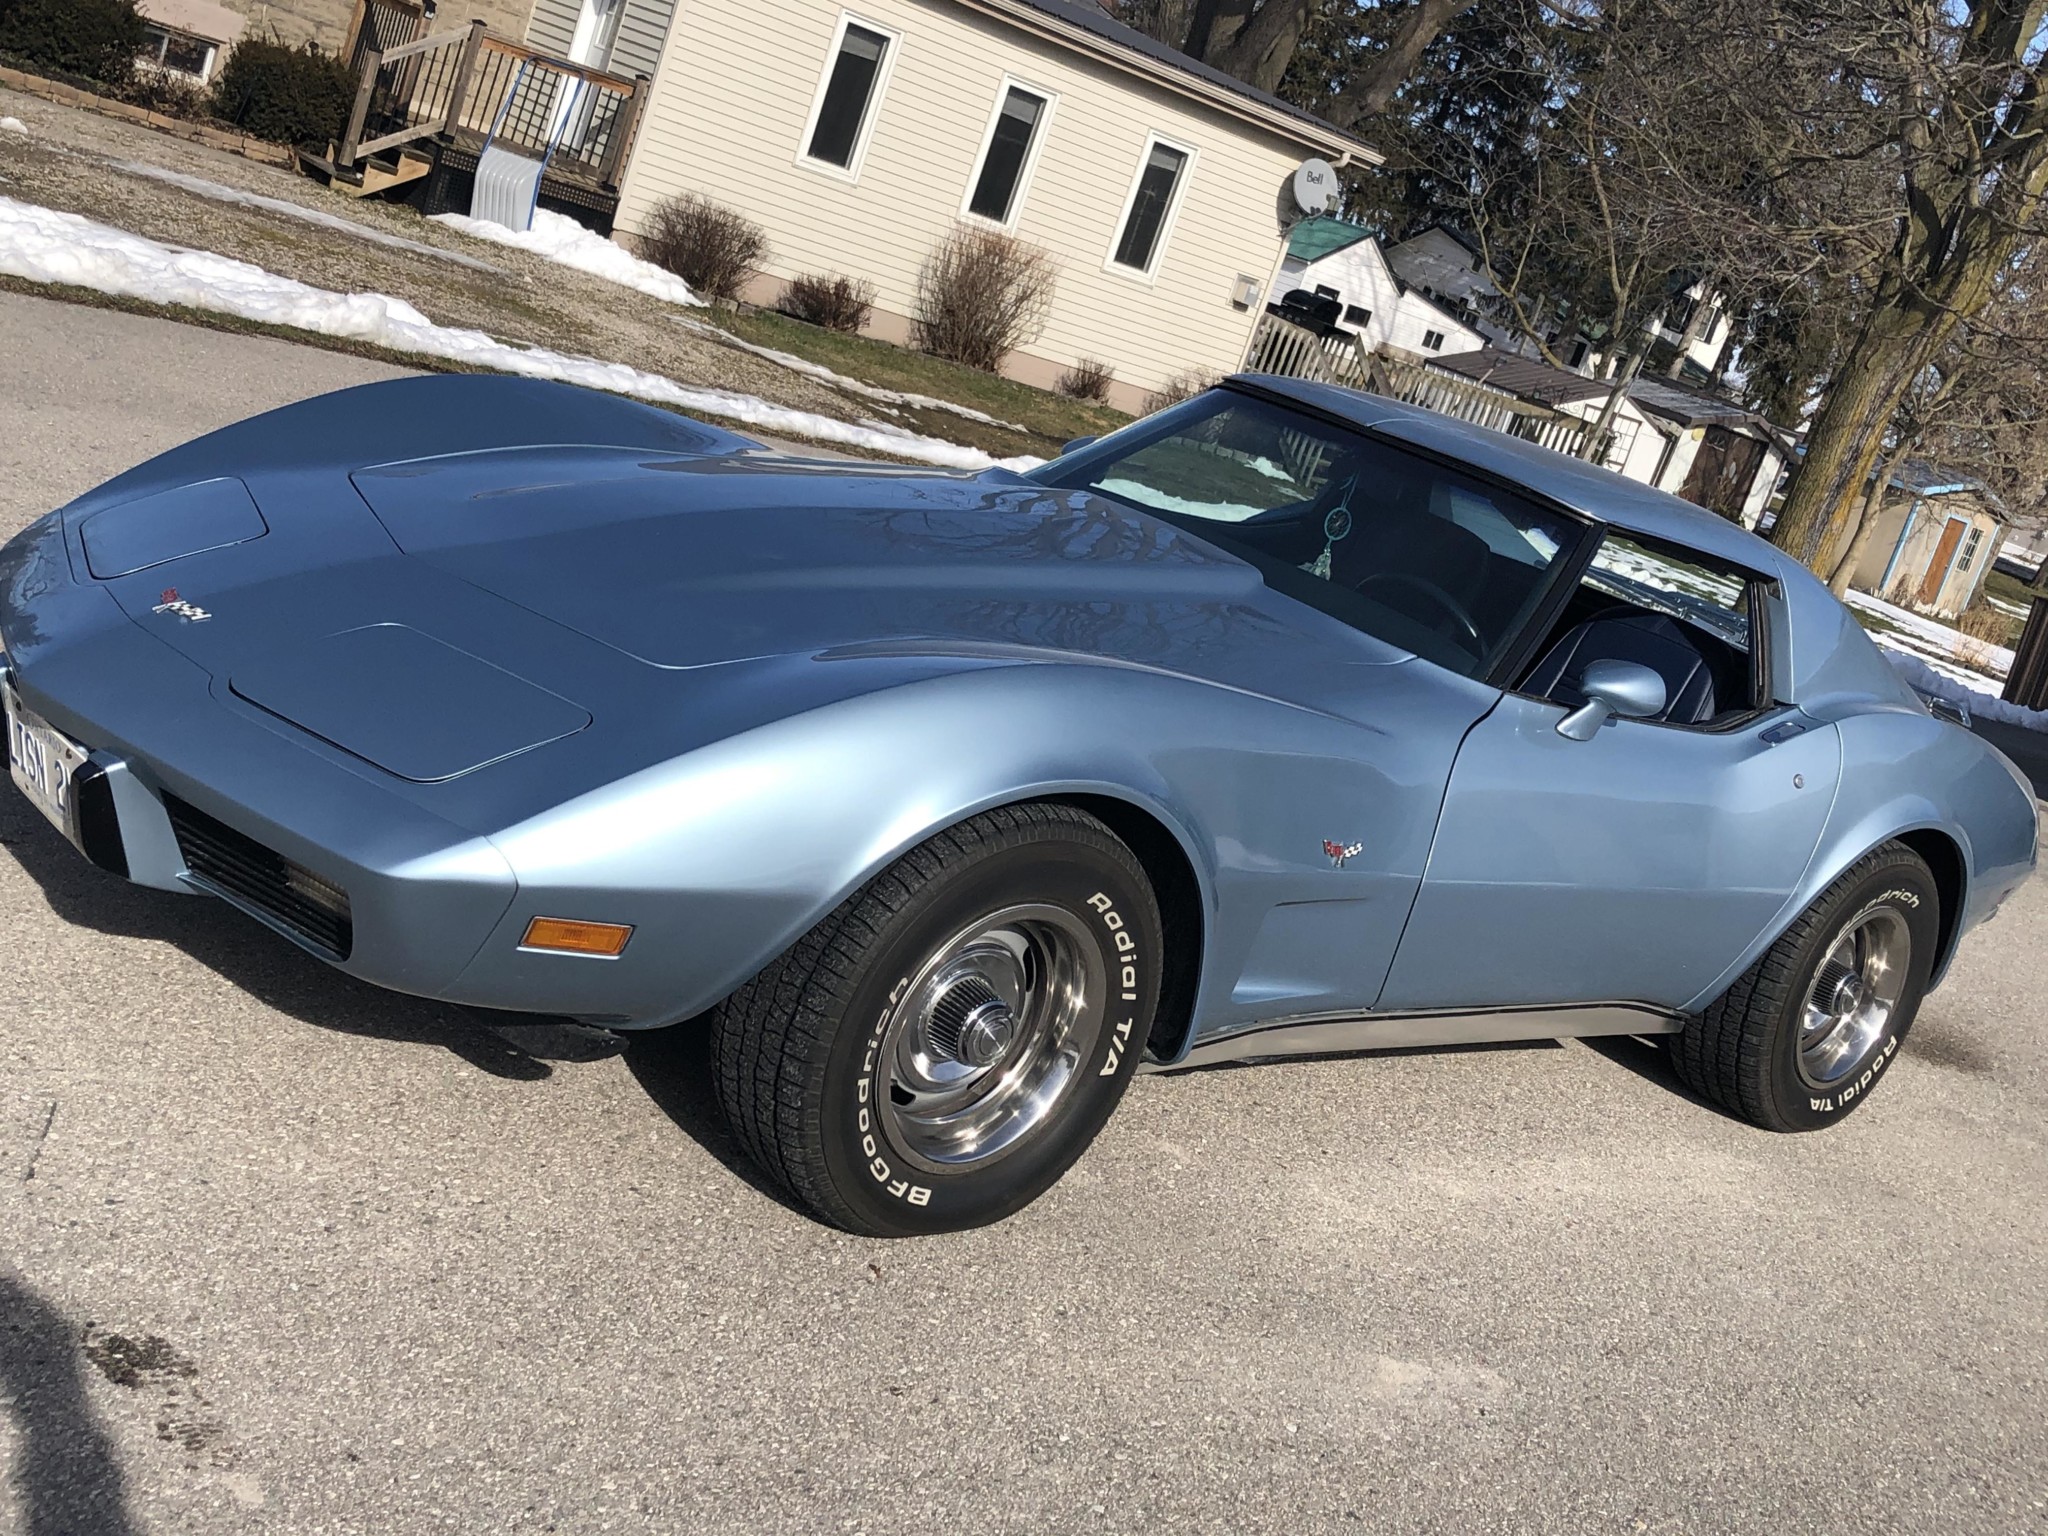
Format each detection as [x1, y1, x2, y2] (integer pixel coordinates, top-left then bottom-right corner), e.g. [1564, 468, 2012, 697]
[2, 292, 2045, 1536]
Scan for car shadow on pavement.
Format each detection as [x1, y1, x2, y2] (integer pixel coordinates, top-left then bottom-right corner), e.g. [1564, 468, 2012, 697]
[620, 1019, 805, 1213]
[0, 1271, 140, 1536]
[1577, 1031, 1726, 1114]
[0, 792, 560, 1080]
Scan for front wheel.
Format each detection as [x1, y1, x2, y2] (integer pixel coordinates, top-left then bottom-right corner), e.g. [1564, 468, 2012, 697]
[1669, 842, 1939, 1131]
[711, 803, 1162, 1235]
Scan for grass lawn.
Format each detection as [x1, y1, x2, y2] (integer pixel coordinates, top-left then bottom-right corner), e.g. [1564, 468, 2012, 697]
[1985, 568, 2042, 611]
[713, 309, 1131, 462]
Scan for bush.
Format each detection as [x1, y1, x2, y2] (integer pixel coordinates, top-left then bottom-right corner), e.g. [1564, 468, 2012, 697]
[1958, 599, 2019, 648]
[0, 0, 148, 88]
[122, 68, 210, 119]
[779, 272, 875, 333]
[640, 194, 767, 304]
[912, 224, 1055, 371]
[210, 38, 352, 145]
[1056, 357, 1115, 403]
[1142, 367, 1221, 414]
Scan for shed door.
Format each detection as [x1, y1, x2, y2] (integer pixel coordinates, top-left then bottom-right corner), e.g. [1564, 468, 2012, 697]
[1919, 519, 1966, 607]
[1680, 426, 1767, 520]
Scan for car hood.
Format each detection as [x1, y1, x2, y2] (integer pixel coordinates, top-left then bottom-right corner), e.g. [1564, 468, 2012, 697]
[345, 446, 1383, 678]
[10, 445, 1434, 797]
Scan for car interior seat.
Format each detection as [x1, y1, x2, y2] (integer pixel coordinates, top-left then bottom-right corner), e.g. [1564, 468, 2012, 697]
[1521, 610, 1723, 725]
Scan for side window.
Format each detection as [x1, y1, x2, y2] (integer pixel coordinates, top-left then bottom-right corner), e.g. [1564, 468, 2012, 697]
[1518, 531, 1765, 729]
[1110, 138, 1192, 275]
[966, 82, 1052, 225]
[803, 17, 896, 175]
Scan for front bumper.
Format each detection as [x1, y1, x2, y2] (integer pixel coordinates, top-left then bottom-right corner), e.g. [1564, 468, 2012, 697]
[3, 644, 525, 1006]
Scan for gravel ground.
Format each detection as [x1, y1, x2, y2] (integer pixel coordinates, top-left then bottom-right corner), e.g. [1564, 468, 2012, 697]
[0, 86, 1056, 459]
[2, 295, 2046, 1536]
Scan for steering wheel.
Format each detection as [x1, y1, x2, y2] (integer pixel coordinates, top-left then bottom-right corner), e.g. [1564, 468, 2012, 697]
[1354, 572, 1484, 651]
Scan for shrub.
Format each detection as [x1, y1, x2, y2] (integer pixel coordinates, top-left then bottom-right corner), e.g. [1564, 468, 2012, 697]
[640, 194, 767, 304]
[779, 272, 875, 333]
[1958, 599, 2019, 648]
[0, 0, 148, 88]
[1142, 367, 1221, 414]
[122, 68, 210, 119]
[912, 224, 1055, 371]
[1056, 357, 1114, 403]
[210, 38, 352, 145]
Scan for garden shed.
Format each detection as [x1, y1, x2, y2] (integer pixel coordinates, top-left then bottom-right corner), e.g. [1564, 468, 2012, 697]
[1846, 467, 2008, 620]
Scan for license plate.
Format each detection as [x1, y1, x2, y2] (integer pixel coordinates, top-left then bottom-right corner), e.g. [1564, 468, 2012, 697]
[5, 682, 90, 842]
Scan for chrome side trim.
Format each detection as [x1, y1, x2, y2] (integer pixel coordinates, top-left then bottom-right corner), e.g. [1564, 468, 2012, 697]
[1149, 1002, 1685, 1073]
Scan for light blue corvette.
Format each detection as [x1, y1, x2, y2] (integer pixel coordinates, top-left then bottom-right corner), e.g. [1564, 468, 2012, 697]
[2, 373, 2035, 1233]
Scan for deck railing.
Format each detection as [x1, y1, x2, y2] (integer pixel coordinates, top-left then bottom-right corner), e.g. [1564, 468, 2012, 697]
[337, 19, 648, 188]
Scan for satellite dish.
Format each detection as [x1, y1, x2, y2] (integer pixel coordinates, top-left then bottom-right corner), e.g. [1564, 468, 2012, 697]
[1290, 158, 1341, 217]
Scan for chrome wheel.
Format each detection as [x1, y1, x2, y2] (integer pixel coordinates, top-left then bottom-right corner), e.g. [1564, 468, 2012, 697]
[879, 903, 1106, 1174]
[1797, 908, 1910, 1088]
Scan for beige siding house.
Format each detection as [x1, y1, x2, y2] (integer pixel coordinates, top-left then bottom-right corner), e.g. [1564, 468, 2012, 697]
[613, 0, 1373, 411]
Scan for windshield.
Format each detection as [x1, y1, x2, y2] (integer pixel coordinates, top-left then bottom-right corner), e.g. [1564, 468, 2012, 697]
[1030, 390, 1587, 679]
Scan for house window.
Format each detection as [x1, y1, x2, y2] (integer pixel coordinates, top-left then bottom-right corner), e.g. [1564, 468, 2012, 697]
[140, 24, 217, 81]
[966, 83, 1050, 224]
[1959, 527, 1983, 572]
[1569, 338, 1590, 368]
[804, 17, 895, 174]
[1344, 304, 1372, 326]
[1422, 329, 1446, 351]
[1314, 284, 1339, 300]
[1110, 138, 1192, 276]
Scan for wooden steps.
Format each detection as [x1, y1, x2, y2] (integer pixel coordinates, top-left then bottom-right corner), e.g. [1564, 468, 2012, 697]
[294, 143, 433, 198]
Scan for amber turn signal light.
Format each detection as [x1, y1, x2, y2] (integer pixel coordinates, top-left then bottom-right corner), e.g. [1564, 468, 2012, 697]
[520, 917, 634, 957]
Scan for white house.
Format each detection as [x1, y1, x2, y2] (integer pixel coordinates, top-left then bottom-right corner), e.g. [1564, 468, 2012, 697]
[1384, 228, 1734, 382]
[1273, 217, 1483, 359]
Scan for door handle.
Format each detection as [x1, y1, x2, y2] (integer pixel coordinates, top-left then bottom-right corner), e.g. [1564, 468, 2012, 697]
[1759, 718, 1809, 745]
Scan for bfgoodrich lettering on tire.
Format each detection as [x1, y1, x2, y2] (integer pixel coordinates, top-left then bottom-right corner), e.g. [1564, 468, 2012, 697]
[711, 803, 1163, 1236]
[1669, 842, 1939, 1132]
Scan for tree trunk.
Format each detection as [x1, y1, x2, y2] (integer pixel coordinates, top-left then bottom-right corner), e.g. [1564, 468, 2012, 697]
[1202, 0, 1309, 94]
[1768, 305, 1936, 570]
[1579, 350, 1645, 465]
[1329, 0, 1479, 128]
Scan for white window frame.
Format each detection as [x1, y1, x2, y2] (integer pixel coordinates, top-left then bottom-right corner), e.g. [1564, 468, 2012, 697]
[794, 11, 902, 186]
[958, 74, 1059, 230]
[1102, 131, 1198, 284]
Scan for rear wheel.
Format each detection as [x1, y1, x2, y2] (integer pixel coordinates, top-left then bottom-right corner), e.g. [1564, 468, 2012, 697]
[1669, 842, 1939, 1131]
[711, 803, 1161, 1235]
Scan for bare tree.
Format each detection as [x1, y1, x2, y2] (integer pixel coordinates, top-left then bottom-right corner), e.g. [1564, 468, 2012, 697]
[1730, 0, 2048, 571]
[1124, 0, 1484, 111]
[1822, 253, 2048, 595]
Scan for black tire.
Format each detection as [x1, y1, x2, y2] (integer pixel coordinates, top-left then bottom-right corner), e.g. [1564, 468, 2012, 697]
[1669, 842, 1940, 1131]
[711, 803, 1162, 1236]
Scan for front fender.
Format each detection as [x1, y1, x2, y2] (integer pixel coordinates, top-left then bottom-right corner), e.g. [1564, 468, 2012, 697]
[444, 656, 1489, 1030]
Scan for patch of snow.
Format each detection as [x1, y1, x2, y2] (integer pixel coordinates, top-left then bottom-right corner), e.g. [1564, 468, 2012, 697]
[1986, 593, 2029, 619]
[0, 196, 1040, 472]
[1097, 477, 1267, 522]
[1881, 648, 2048, 732]
[674, 315, 1031, 433]
[0, 118, 27, 137]
[1847, 589, 2011, 678]
[432, 207, 703, 307]
[119, 161, 505, 273]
